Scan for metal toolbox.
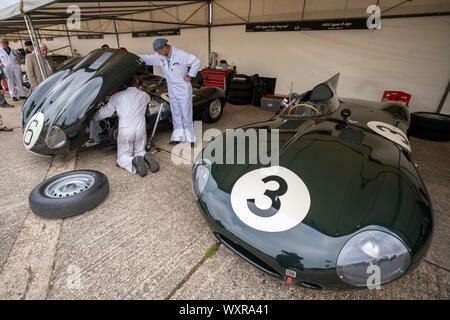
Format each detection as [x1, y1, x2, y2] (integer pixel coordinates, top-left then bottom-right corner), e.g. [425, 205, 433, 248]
[260, 96, 284, 112]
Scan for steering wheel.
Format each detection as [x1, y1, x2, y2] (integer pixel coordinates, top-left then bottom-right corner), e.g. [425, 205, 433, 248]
[287, 103, 320, 116]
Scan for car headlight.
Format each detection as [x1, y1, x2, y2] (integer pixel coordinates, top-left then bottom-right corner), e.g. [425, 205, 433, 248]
[336, 230, 410, 287]
[45, 126, 67, 149]
[192, 158, 211, 200]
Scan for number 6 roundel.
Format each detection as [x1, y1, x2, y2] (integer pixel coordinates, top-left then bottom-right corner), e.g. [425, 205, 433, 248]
[23, 112, 45, 150]
[230, 166, 311, 232]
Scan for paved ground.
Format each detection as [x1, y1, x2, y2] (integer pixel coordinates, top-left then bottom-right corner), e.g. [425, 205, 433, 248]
[0, 94, 448, 300]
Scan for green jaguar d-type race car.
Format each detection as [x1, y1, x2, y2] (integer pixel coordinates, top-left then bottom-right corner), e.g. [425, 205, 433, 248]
[21, 49, 225, 156]
[192, 74, 433, 290]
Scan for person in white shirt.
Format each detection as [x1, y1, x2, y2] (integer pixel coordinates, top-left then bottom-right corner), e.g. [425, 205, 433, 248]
[0, 38, 26, 101]
[93, 77, 159, 176]
[139, 39, 201, 147]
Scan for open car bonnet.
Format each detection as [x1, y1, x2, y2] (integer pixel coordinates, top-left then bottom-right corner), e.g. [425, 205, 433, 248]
[21, 49, 145, 155]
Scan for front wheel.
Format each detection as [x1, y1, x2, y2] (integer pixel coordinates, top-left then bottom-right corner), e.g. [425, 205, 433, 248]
[202, 98, 224, 123]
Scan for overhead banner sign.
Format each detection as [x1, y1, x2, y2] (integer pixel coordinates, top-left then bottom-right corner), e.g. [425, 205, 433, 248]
[132, 29, 180, 38]
[77, 34, 104, 39]
[246, 18, 368, 32]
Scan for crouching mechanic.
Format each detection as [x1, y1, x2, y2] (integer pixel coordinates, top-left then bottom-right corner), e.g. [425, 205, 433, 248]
[93, 77, 159, 176]
[139, 39, 200, 147]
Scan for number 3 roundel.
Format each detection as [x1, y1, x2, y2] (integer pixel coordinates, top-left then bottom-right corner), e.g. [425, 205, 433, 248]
[230, 166, 311, 232]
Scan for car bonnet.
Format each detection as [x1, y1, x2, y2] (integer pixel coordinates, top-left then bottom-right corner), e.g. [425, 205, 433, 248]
[22, 49, 144, 129]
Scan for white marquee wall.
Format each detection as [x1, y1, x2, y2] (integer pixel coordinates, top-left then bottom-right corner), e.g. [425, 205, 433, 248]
[13, 15, 450, 113]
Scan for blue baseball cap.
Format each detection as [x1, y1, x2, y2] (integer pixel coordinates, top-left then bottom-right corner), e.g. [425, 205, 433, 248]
[153, 38, 168, 51]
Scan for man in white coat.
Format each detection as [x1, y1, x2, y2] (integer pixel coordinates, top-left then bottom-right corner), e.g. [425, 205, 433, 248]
[0, 39, 26, 101]
[93, 78, 159, 177]
[139, 39, 200, 147]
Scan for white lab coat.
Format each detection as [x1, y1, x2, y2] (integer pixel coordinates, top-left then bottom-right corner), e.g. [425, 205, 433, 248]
[93, 87, 150, 174]
[0, 47, 25, 98]
[139, 46, 200, 142]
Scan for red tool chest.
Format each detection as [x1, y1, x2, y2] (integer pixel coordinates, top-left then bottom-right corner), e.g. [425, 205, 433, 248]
[202, 68, 234, 90]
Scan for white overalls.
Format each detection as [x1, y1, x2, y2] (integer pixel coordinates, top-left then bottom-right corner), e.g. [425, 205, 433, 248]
[0, 47, 25, 98]
[93, 87, 150, 174]
[139, 46, 200, 142]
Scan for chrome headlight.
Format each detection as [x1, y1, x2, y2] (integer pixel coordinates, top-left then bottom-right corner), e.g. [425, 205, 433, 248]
[45, 126, 67, 149]
[337, 230, 410, 287]
[192, 158, 211, 200]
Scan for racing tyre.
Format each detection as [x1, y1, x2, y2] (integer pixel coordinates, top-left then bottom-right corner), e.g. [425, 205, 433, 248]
[29, 170, 109, 219]
[410, 112, 450, 133]
[230, 74, 250, 82]
[408, 126, 450, 141]
[228, 89, 252, 98]
[227, 96, 252, 105]
[202, 98, 224, 123]
[228, 82, 252, 90]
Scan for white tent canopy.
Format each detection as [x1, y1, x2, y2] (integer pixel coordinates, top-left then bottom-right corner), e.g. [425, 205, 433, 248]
[0, 0, 56, 21]
[1, 0, 450, 38]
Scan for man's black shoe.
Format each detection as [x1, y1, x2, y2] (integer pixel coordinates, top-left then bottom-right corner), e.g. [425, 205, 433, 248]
[12, 97, 18, 101]
[19, 96, 27, 100]
[169, 140, 181, 146]
[144, 152, 160, 173]
[132, 156, 147, 177]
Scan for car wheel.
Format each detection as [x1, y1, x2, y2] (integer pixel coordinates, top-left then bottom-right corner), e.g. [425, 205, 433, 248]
[109, 125, 118, 142]
[202, 98, 224, 123]
[29, 170, 109, 219]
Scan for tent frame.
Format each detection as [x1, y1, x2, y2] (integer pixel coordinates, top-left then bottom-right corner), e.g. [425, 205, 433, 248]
[2, 0, 449, 86]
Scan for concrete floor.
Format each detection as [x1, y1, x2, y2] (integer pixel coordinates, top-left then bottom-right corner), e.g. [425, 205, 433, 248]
[0, 95, 448, 300]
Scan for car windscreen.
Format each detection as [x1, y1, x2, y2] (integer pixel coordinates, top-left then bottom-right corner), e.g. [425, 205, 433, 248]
[281, 95, 340, 118]
[72, 52, 114, 71]
[88, 52, 114, 70]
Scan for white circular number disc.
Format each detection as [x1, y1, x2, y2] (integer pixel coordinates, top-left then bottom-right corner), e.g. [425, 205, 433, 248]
[23, 112, 45, 150]
[230, 166, 311, 232]
[367, 121, 411, 151]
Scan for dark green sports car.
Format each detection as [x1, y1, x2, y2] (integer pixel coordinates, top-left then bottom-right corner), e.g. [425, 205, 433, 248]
[21, 49, 225, 156]
[192, 74, 433, 290]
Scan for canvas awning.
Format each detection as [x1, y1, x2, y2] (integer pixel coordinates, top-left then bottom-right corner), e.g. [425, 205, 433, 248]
[0, 0, 56, 21]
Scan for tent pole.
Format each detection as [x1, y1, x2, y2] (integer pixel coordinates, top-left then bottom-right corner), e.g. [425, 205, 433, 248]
[17, 32, 24, 49]
[64, 24, 74, 56]
[208, 0, 212, 56]
[23, 14, 48, 81]
[114, 20, 120, 48]
[436, 80, 449, 114]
